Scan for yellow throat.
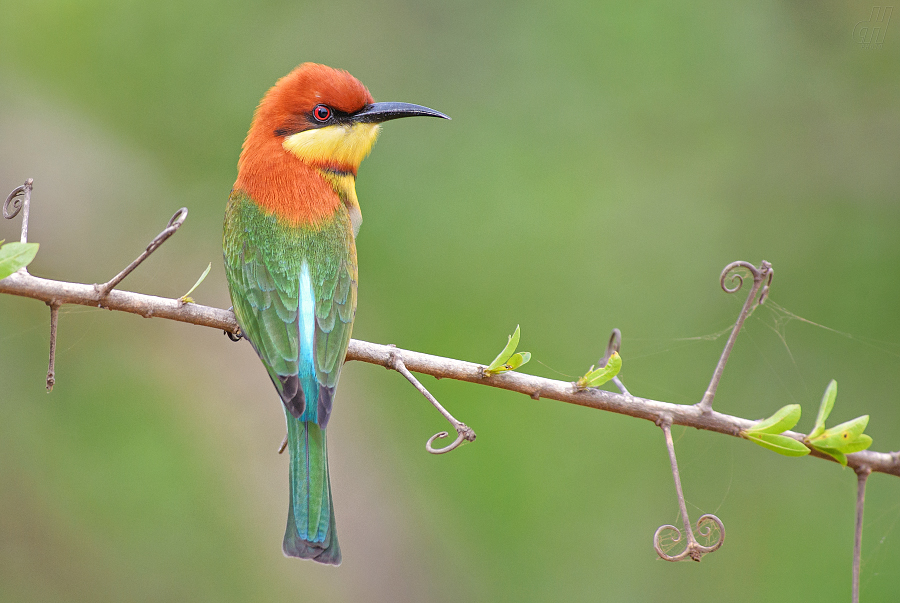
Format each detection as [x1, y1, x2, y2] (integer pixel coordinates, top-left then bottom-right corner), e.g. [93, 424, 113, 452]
[282, 122, 381, 170]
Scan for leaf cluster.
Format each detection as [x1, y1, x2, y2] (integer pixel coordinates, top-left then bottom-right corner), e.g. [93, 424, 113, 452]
[741, 380, 873, 465]
[742, 404, 808, 456]
[805, 380, 872, 466]
[483, 325, 531, 376]
[575, 352, 622, 389]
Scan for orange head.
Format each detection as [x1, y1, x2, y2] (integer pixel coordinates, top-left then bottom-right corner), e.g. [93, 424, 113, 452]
[239, 63, 447, 175]
[235, 63, 448, 225]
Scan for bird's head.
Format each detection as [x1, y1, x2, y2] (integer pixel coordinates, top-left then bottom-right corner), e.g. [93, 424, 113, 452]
[242, 63, 448, 175]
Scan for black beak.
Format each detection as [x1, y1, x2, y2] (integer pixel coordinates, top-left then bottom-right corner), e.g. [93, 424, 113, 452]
[351, 102, 450, 124]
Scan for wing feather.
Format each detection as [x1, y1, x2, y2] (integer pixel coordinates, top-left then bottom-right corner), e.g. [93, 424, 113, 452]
[224, 190, 356, 427]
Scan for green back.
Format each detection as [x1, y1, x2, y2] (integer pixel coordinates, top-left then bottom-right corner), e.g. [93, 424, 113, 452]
[223, 191, 358, 426]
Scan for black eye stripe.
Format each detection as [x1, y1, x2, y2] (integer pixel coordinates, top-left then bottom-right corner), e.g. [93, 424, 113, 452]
[275, 105, 359, 137]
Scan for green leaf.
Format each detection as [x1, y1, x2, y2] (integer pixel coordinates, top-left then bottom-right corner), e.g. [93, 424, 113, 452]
[809, 380, 837, 439]
[840, 434, 873, 454]
[804, 381, 873, 462]
[813, 446, 849, 466]
[504, 351, 531, 371]
[744, 432, 810, 456]
[483, 326, 531, 375]
[576, 351, 622, 389]
[809, 415, 869, 450]
[180, 262, 212, 304]
[486, 324, 521, 372]
[0, 241, 39, 280]
[744, 404, 801, 435]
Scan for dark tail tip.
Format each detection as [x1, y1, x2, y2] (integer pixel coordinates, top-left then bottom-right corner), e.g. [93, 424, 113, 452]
[282, 483, 341, 565]
[282, 537, 342, 565]
[283, 512, 341, 565]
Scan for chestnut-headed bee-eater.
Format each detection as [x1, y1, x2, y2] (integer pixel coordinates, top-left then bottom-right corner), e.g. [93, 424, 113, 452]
[223, 63, 448, 564]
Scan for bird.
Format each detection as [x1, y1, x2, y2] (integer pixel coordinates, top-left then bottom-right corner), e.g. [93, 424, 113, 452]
[223, 63, 448, 565]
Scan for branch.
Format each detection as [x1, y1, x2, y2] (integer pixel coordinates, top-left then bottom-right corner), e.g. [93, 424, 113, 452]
[2, 268, 899, 477]
[5, 183, 896, 584]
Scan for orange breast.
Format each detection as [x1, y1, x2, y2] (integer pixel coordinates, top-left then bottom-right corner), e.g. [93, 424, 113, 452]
[234, 140, 341, 227]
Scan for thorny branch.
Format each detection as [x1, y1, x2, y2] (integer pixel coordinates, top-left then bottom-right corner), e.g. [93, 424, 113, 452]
[3, 265, 899, 477]
[4, 180, 190, 391]
[2, 181, 898, 590]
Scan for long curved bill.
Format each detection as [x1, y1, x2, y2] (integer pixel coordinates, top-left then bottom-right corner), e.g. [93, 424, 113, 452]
[351, 102, 450, 124]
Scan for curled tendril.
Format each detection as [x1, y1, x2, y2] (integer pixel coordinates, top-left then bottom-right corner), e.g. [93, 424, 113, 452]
[697, 260, 774, 413]
[4, 179, 34, 244]
[145, 207, 188, 255]
[168, 207, 189, 229]
[695, 514, 725, 548]
[426, 429, 470, 454]
[3, 183, 28, 219]
[653, 513, 725, 562]
[653, 524, 684, 554]
[720, 261, 757, 293]
[426, 424, 475, 454]
[720, 260, 773, 301]
[385, 346, 476, 455]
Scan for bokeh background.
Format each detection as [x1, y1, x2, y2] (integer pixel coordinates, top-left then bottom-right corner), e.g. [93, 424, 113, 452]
[1, 1, 899, 601]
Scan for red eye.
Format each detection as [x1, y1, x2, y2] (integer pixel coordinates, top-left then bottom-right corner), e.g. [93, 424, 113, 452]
[313, 104, 331, 122]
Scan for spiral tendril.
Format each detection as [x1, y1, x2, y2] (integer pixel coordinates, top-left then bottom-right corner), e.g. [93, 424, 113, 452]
[719, 260, 772, 302]
[426, 430, 467, 454]
[653, 514, 725, 562]
[3, 184, 27, 219]
[4, 179, 33, 243]
[386, 346, 476, 455]
[698, 260, 773, 413]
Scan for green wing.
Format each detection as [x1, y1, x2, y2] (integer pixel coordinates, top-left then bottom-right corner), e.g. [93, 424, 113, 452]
[223, 190, 357, 426]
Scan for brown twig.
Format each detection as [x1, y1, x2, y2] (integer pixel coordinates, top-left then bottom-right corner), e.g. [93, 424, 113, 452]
[387, 345, 476, 454]
[46, 302, 59, 392]
[696, 261, 773, 413]
[653, 416, 725, 562]
[94, 208, 188, 298]
[852, 466, 871, 603]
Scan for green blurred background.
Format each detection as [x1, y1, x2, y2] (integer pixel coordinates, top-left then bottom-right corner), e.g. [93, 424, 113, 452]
[1, 0, 899, 601]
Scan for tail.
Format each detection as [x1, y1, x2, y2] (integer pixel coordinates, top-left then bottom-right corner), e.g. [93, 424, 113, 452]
[282, 410, 341, 565]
